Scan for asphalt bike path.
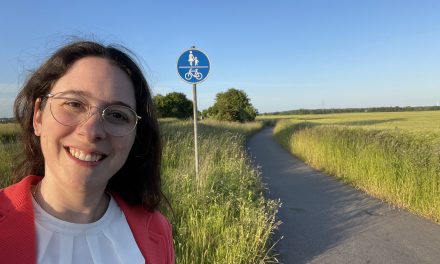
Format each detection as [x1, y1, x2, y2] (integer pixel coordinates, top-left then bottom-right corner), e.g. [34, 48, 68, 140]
[247, 127, 440, 264]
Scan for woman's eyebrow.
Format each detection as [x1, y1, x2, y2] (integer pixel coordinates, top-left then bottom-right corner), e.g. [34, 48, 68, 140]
[108, 100, 133, 109]
[62, 90, 134, 109]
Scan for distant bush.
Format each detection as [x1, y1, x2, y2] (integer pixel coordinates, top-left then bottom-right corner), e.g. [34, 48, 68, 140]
[204, 88, 257, 122]
[154, 92, 193, 119]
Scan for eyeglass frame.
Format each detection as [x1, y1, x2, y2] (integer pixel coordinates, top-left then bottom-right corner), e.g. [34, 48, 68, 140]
[44, 92, 142, 136]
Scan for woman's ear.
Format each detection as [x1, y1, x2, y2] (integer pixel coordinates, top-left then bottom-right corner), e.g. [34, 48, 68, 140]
[33, 98, 43, 136]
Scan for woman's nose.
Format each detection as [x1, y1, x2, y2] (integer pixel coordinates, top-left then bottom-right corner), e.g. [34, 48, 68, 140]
[76, 110, 107, 140]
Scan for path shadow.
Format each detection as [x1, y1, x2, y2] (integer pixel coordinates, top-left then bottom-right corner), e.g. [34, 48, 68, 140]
[247, 127, 399, 263]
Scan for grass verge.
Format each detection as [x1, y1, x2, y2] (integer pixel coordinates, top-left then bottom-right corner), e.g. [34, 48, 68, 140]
[161, 120, 280, 263]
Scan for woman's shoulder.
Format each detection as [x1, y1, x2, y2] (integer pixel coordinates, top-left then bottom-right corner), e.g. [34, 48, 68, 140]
[112, 193, 172, 233]
[113, 197, 175, 263]
[146, 209, 172, 232]
[0, 176, 41, 207]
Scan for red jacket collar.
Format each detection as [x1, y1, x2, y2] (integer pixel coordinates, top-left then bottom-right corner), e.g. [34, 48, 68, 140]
[112, 192, 174, 264]
[0, 176, 39, 263]
[0, 176, 174, 264]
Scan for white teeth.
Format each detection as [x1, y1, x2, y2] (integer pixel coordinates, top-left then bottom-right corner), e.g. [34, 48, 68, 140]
[69, 147, 103, 162]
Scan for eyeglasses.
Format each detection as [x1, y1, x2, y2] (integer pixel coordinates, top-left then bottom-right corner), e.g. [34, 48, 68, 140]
[45, 92, 141, 136]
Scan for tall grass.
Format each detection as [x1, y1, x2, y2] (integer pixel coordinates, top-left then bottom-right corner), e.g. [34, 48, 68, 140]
[0, 140, 19, 187]
[0, 123, 20, 143]
[273, 115, 440, 222]
[0, 123, 20, 187]
[161, 120, 280, 263]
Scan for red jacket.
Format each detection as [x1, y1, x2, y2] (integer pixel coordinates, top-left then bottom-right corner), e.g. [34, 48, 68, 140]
[0, 176, 174, 264]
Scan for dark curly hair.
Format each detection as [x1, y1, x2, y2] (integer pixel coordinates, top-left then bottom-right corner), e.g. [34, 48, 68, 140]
[13, 40, 164, 211]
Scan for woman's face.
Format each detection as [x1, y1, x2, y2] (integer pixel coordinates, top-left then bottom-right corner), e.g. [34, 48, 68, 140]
[33, 57, 137, 191]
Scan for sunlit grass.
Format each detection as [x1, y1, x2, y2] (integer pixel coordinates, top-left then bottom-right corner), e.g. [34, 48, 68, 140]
[161, 120, 280, 263]
[262, 111, 440, 132]
[0, 123, 20, 143]
[0, 140, 19, 187]
[0, 123, 21, 187]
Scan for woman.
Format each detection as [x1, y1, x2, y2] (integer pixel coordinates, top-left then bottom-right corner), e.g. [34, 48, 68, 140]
[0, 41, 174, 263]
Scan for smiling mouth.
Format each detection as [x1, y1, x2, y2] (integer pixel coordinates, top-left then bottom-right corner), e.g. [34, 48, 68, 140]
[67, 147, 107, 162]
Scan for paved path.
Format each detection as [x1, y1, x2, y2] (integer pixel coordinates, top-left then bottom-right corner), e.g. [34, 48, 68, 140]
[247, 127, 440, 264]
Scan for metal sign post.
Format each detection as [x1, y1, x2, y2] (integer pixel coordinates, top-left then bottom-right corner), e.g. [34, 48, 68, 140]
[177, 46, 210, 184]
[192, 83, 199, 179]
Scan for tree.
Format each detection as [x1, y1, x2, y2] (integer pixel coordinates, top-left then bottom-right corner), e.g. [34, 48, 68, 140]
[153, 92, 193, 119]
[205, 88, 257, 122]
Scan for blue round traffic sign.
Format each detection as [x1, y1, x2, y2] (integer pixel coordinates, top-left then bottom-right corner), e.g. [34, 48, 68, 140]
[177, 48, 210, 84]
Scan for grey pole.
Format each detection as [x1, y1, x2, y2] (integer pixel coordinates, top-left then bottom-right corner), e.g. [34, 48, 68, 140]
[192, 83, 200, 183]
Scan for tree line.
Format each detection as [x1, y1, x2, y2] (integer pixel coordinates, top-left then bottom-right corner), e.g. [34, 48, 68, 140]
[262, 106, 440, 115]
[154, 88, 257, 122]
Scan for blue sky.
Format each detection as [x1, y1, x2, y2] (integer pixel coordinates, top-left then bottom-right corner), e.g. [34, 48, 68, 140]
[1, 0, 440, 117]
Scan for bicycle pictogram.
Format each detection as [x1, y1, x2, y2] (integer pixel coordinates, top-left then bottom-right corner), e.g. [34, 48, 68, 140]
[185, 68, 203, 81]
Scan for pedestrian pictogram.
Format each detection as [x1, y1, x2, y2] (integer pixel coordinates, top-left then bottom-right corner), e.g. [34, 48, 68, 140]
[177, 48, 210, 84]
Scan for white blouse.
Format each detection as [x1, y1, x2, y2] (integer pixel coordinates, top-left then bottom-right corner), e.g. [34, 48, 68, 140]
[32, 194, 144, 264]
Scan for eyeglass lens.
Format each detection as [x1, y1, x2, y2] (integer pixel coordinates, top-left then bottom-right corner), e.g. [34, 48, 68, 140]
[48, 92, 138, 136]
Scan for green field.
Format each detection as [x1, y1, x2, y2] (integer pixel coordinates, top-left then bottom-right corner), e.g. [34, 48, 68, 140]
[261, 110, 440, 132]
[0, 123, 20, 187]
[0, 120, 280, 263]
[271, 111, 440, 222]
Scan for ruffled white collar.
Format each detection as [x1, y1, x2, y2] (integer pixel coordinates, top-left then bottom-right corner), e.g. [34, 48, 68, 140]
[32, 194, 144, 264]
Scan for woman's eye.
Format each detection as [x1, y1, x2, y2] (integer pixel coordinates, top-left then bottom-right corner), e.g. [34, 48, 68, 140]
[63, 100, 87, 111]
[67, 101, 82, 107]
[105, 110, 130, 123]
[111, 112, 128, 120]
